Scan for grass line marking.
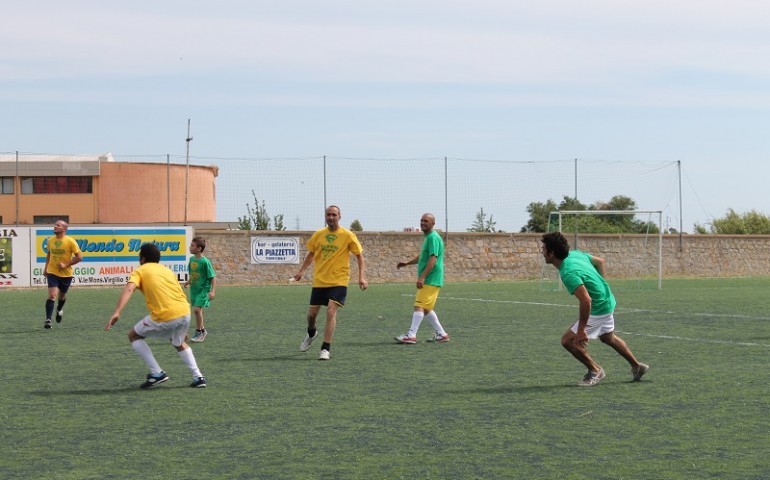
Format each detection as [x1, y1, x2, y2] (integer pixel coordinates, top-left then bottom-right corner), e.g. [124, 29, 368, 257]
[617, 331, 770, 348]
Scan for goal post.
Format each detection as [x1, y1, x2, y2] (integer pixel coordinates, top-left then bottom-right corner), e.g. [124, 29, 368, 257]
[540, 210, 663, 291]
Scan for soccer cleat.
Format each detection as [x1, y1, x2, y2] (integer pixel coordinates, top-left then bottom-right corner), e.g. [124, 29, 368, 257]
[394, 334, 417, 344]
[578, 368, 605, 387]
[190, 376, 207, 388]
[55, 309, 63, 324]
[427, 332, 450, 343]
[44, 319, 52, 329]
[140, 371, 169, 389]
[300, 331, 319, 352]
[632, 363, 649, 382]
[190, 329, 207, 343]
[318, 349, 330, 360]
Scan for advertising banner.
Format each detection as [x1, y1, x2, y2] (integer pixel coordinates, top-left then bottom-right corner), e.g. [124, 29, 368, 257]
[0, 227, 31, 288]
[31, 227, 193, 287]
[250, 237, 300, 264]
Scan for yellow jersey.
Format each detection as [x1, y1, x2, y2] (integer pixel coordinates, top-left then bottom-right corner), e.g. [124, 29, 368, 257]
[306, 226, 363, 288]
[128, 262, 190, 322]
[45, 236, 82, 278]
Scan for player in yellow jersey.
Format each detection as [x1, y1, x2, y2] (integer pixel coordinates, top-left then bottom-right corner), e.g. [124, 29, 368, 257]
[293, 205, 368, 360]
[43, 220, 82, 329]
[105, 243, 206, 389]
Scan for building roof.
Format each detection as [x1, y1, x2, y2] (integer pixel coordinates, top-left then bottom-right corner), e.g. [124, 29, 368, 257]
[0, 153, 112, 176]
[0, 153, 113, 163]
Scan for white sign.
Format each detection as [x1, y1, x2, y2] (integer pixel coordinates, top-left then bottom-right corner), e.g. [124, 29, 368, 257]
[0, 227, 31, 288]
[251, 237, 300, 264]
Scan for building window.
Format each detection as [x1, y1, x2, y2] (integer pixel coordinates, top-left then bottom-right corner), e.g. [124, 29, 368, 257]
[1, 178, 13, 194]
[34, 216, 69, 225]
[21, 176, 93, 194]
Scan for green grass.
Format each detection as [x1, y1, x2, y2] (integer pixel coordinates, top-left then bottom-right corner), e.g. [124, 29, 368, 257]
[3, 278, 770, 479]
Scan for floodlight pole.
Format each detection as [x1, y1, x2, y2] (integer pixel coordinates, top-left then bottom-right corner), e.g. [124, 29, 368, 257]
[677, 160, 683, 251]
[323, 155, 327, 210]
[184, 119, 192, 226]
[444, 156, 448, 240]
[15, 151, 19, 225]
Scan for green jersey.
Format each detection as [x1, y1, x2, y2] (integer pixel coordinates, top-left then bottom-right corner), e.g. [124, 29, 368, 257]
[418, 230, 444, 287]
[558, 250, 616, 315]
[188, 255, 216, 307]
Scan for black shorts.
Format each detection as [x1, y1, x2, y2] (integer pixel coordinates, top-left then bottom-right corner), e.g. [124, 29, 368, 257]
[309, 286, 348, 307]
[47, 274, 74, 293]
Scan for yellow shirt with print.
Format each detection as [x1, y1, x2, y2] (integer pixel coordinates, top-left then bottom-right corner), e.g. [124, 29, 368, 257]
[307, 226, 363, 288]
[129, 262, 190, 322]
[45, 236, 82, 278]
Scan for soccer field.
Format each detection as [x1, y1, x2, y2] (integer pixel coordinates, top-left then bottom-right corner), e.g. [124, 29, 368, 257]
[2, 278, 770, 479]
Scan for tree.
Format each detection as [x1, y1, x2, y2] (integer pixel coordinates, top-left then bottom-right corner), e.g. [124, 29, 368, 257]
[521, 195, 658, 234]
[350, 219, 363, 231]
[695, 208, 770, 234]
[521, 196, 585, 232]
[237, 190, 281, 230]
[273, 214, 286, 231]
[467, 207, 497, 232]
[521, 199, 558, 233]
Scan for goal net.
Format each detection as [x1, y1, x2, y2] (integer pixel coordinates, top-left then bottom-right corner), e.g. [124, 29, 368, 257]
[539, 210, 663, 291]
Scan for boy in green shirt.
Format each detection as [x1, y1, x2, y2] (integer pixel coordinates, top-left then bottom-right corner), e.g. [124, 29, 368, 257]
[185, 237, 217, 342]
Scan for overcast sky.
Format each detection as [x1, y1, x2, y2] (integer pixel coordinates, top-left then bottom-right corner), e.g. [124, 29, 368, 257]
[2, 1, 769, 232]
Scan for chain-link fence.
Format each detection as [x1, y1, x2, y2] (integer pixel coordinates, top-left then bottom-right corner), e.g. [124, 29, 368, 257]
[2, 153, 681, 233]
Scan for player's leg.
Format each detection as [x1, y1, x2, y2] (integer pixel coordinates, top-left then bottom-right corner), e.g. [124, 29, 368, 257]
[322, 301, 339, 344]
[317, 287, 347, 359]
[299, 305, 321, 352]
[55, 277, 72, 324]
[395, 286, 435, 343]
[129, 318, 168, 388]
[562, 327, 606, 386]
[318, 303, 338, 360]
[191, 306, 207, 342]
[598, 331, 649, 380]
[424, 309, 450, 342]
[170, 316, 206, 387]
[44, 275, 59, 328]
[422, 287, 449, 342]
[561, 328, 601, 372]
[395, 306, 423, 344]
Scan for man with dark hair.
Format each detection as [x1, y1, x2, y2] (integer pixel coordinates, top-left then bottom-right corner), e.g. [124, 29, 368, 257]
[105, 243, 207, 389]
[541, 232, 648, 386]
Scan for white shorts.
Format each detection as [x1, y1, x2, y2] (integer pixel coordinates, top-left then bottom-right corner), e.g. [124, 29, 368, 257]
[571, 312, 615, 339]
[133, 314, 190, 347]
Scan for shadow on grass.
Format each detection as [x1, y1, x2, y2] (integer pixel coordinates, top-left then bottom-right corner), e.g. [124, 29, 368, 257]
[445, 378, 651, 396]
[31, 383, 204, 395]
[216, 354, 311, 363]
[32, 386, 144, 396]
[447, 383, 574, 395]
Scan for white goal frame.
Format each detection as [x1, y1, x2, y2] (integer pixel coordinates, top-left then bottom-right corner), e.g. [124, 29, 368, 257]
[548, 210, 663, 290]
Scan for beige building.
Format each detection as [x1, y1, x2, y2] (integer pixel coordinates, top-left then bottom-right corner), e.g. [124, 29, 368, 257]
[0, 153, 217, 224]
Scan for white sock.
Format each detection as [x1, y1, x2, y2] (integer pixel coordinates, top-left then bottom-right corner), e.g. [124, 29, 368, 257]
[178, 347, 203, 379]
[425, 311, 447, 336]
[131, 339, 162, 374]
[408, 311, 424, 337]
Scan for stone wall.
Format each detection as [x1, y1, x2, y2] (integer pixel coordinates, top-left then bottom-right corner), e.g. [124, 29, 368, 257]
[197, 230, 770, 285]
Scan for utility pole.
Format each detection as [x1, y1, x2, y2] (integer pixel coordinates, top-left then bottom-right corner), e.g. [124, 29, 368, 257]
[184, 119, 193, 225]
